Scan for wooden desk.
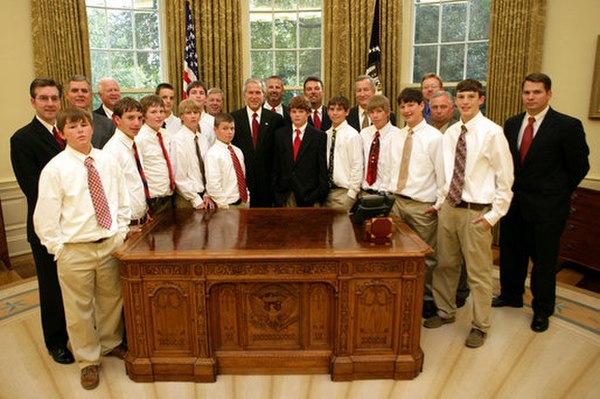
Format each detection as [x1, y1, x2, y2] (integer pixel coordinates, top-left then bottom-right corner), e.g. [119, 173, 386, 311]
[115, 208, 430, 382]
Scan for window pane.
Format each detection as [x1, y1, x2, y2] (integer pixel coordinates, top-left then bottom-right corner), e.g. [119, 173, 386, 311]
[133, 0, 157, 9]
[414, 5, 439, 44]
[90, 50, 109, 86]
[469, 0, 491, 40]
[250, 14, 273, 49]
[413, 46, 437, 82]
[106, 0, 131, 8]
[86, 0, 105, 7]
[135, 12, 159, 49]
[467, 42, 488, 81]
[275, 51, 297, 86]
[87, 8, 107, 48]
[274, 13, 297, 49]
[110, 51, 136, 87]
[108, 10, 133, 49]
[299, 49, 320, 83]
[299, 12, 321, 48]
[137, 51, 161, 87]
[251, 50, 273, 78]
[250, 0, 272, 11]
[439, 44, 465, 82]
[276, 0, 297, 10]
[441, 3, 467, 43]
[299, 0, 320, 8]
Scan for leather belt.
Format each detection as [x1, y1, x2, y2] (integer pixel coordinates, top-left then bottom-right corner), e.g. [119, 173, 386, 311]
[130, 215, 148, 226]
[92, 236, 110, 244]
[229, 198, 242, 206]
[396, 193, 413, 201]
[454, 201, 490, 211]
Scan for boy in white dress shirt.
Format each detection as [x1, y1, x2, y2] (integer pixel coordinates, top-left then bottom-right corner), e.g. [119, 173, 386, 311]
[34, 108, 130, 390]
[323, 95, 363, 209]
[424, 79, 514, 349]
[135, 95, 173, 214]
[173, 99, 215, 209]
[155, 83, 182, 134]
[205, 113, 250, 208]
[382, 88, 444, 318]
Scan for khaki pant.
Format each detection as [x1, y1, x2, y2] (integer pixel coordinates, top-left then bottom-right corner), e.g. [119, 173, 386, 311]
[323, 188, 355, 209]
[433, 202, 493, 332]
[391, 195, 437, 301]
[56, 234, 124, 369]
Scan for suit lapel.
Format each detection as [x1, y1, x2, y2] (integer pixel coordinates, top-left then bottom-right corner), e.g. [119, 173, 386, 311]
[295, 127, 313, 163]
[522, 108, 556, 167]
[32, 117, 62, 152]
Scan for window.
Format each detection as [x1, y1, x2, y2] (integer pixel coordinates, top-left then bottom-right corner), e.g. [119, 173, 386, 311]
[412, 0, 491, 83]
[86, 0, 163, 105]
[249, 0, 322, 101]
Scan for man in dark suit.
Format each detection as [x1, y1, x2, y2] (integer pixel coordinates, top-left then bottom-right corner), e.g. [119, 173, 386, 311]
[231, 78, 283, 207]
[347, 75, 396, 131]
[65, 75, 115, 148]
[272, 95, 328, 207]
[304, 76, 332, 132]
[10, 78, 73, 364]
[93, 77, 121, 121]
[495, 73, 590, 332]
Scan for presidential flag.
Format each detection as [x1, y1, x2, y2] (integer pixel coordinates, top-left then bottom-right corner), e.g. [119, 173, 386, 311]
[366, 0, 382, 94]
[183, 0, 198, 98]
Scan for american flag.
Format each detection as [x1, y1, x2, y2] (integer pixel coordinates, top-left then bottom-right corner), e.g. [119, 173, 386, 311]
[366, 0, 382, 94]
[183, 0, 199, 98]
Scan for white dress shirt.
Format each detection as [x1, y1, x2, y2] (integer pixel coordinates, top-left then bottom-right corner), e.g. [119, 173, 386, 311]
[205, 140, 248, 208]
[382, 120, 444, 205]
[102, 104, 114, 120]
[326, 120, 363, 199]
[35, 115, 56, 136]
[291, 123, 307, 143]
[199, 112, 216, 147]
[439, 111, 514, 225]
[517, 105, 550, 147]
[246, 106, 263, 130]
[172, 125, 210, 208]
[163, 112, 182, 135]
[134, 124, 174, 198]
[360, 121, 399, 191]
[34, 145, 130, 258]
[264, 103, 284, 116]
[103, 129, 148, 220]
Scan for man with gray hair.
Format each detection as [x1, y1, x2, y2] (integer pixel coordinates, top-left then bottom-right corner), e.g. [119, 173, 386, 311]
[428, 91, 459, 133]
[230, 78, 284, 207]
[65, 75, 115, 148]
[347, 75, 396, 131]
[207, 87, 224, 116]
[94, 77, 121, 120]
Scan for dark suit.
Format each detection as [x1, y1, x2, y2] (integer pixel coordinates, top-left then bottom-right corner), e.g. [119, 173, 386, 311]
[94, 104, 108, 118]
[308, 105, 332, 132]
[10, 117, 69, 351]
[230, 107, 283, 207]
[347, 106, 397, 131]
[499, 107, 590, 317]
[272, 124, 329, 207]
[91, 112, 115, 149]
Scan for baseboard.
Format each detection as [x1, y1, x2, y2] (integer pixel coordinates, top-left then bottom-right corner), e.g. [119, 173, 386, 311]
[0, 180, 30, 257]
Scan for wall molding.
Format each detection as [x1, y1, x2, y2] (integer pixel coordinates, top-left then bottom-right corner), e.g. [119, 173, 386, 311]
[0, 178, 30, 256]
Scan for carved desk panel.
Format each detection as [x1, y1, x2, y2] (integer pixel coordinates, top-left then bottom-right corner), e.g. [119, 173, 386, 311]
[115, 208, 430, 382]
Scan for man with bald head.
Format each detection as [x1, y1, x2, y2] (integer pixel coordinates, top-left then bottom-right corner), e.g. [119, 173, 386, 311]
[230, 78, 283, 207]
[347, 75, 396, 131]
[94, 77, 121, 120]
[65, 75, 115, 148]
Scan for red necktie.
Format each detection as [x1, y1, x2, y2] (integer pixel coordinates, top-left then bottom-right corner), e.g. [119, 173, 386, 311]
[313, 110, 321, 130]
[84, 157, 112, 229]
[252, 112, 260, 149]
[271, 107, 276, 113]
[156, 131, 175, 191]
[519, 116, 535, 164]
[228, 145, 248, 203]
[293, 129, 301, 161]
[447, 125, 467, 206]
[132, 142, 153, 215]
[52, 126, 65, 150]
[365, 131, 380, 186]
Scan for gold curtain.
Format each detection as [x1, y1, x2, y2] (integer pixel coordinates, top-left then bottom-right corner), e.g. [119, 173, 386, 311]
[323, 0, 402, 111]
[165, 0, 243, 113]
[486, 0, 546, 125]
[31, 0, 91, 90]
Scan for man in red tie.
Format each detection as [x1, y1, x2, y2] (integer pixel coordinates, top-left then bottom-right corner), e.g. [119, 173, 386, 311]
[272, 95, 328, 207]
[34, 107, 130, 390]
[264, 75, 288, 120]
[496, 73, 590, 333]
[303, 76, 332, 131]
[230, 78, 283, 207]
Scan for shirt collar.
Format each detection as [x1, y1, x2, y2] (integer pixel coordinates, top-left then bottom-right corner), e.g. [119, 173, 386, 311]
[115, 128, 134, 148]
[527, 105, 550, 121]
[329, 120, 348, 133]
[246, 106, 262, 119]
[35, 115, 55, 134]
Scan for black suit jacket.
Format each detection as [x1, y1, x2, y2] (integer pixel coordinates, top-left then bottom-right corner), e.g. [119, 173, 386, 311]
[94, 105, 108, 118]
[347, 106, 397, 131]
[272, 124, 329, 207]
[504, 107, 589, 222]
[230, 107, 284, 207]
[91, 112, 115, 149]
[308, 105, 332, 132]
[10, 117, 63, 243]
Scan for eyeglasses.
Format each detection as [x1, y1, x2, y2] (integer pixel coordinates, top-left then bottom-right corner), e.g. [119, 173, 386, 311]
[422, 85, 440, 90]
[35, 95, 60, 102]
